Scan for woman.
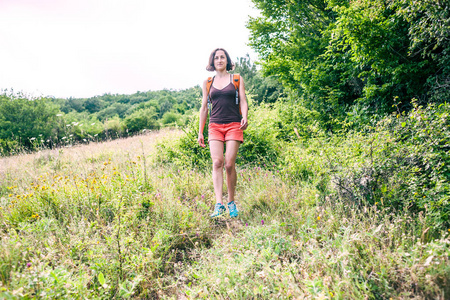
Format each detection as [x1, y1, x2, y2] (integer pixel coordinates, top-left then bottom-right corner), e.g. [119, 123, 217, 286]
[197, 48, 248, 218]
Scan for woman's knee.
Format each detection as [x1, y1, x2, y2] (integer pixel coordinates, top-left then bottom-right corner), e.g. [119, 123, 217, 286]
[224, 161, 235, 173]
[212, 158, 224, 170]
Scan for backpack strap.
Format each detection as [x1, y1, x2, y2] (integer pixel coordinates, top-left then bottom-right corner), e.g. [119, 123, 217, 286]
[233, 74, 240, 105]
[206, 76, 214, 114]
[206, 75, 242, 116]
[233, 74, 242, 116]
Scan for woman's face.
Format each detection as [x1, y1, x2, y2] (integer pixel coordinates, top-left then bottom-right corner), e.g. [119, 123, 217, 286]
[214, 50, 227, 71]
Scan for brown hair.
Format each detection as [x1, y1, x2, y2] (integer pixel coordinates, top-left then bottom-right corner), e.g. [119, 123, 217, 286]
[206, 48, 235, 72]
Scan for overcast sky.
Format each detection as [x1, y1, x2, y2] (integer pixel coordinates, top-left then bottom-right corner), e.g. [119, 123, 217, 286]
[0, 0, 259, 99]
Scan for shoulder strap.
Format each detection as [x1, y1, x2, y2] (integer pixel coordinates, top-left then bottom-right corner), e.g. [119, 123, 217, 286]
[206, 76, 214, 115]
[232, 74, 242, 115]
[206, 76, 214, 97]
[232, 74, 240, 90]
[232, 74, 240, 105]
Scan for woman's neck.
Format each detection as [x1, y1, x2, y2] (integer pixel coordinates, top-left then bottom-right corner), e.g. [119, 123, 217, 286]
[215, 70, 228, 78]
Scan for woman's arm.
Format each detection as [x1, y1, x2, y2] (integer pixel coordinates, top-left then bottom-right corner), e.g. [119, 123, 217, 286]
[198, 80, 209, 147]
[239, 75, 248, 130]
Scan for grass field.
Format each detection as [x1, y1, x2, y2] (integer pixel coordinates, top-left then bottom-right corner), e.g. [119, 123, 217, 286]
[0, 128, 448, 299]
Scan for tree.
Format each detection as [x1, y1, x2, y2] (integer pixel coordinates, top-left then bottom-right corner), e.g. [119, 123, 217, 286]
[247, 0, 450, 126]
[83, 97, 104, 113]
[392, 0, 450, 101]
[124, 108, 160, 133]
[233, 55, 284, 104]
[0, 95, 60, 148]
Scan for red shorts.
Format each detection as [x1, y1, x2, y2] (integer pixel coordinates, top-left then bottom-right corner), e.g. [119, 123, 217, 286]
[208, 122, 243, 143]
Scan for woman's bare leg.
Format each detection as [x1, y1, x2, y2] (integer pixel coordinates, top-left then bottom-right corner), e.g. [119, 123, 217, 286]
[224, 140, 240, 203]
[209, 140, 224, 204]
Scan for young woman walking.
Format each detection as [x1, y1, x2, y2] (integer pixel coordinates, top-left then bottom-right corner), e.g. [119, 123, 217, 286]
[197, 48, 248, 218]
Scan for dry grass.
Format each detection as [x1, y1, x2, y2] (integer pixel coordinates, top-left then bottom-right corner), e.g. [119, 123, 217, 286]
[0, 127, 448, 299]
[0, 129, 182, 187]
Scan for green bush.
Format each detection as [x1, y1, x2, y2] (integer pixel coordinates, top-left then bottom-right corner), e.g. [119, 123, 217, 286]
[237, 104, 281, 166]
[155, 115, 210, 169]
[278, 101, 449, 233]
[0, 138, 21, 156]
[161, 112, 182, 126]
[275, 100, 323, 141]
[104, 116, 126, 139]
[156, 104, 283, 169]
[124, 108, 160, 133]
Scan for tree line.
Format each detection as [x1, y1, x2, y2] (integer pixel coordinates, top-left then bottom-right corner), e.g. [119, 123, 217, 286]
[0, 57, 283, 156]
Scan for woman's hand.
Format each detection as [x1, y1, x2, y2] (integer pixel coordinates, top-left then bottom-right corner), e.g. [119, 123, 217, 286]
[198, 133, 206, 148]
[240, 118, 248, 130]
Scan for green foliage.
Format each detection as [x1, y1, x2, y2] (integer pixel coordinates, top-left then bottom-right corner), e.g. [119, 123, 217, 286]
[155, 116, 210, 169]
[237, 104, 280, 165]
[1, 120, 449, 298]
[156, 105, 283, 169]
[0, 139, 21, 156]
[275, 100, 323, 141]
[0, 95, 59, 151]
[124, 108, 160, 133]
[83, 97, 105, 113]
[104, 116, 126, 139]
[56, 112, 104, 143]
[232, 55, 284, 104]
[161, 112, 181, 126]
[279, 101, 450, 230]
[96, 102, 130, 121]
[248, 0, 450, 125]
[392, 0, 450, 101]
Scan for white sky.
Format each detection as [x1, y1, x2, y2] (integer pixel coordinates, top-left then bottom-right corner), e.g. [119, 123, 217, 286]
[0, 0, 258, 99]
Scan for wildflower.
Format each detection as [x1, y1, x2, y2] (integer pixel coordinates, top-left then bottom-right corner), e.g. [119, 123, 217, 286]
[201, 195, 205, 199]
[26, 263, 32, 268]
[261, 220, 264, 225]
[317, 216, 321, 221]
[246, 223, 248, 226]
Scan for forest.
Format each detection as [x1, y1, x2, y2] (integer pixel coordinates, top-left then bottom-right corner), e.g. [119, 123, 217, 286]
[0, 0, 449, 298]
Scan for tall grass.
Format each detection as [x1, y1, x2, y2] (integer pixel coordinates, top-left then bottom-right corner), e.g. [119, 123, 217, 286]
[0, 117, 449, 299]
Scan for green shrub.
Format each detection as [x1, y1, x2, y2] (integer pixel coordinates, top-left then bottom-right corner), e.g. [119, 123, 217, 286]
[0, 139, 21, 156]
[326, 101, 449, 232]
[161, 112, 180, 126]
[156, 105, 283, 169]
[125, 108, 160, 133]
[155, 115, 210, 169]
[104, 116, 126, 138]
[237, 104, 281, 166]
[275, 100, 323, 141]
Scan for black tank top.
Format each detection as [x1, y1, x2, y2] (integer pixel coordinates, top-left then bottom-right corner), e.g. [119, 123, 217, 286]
[209, 79, 241, 124]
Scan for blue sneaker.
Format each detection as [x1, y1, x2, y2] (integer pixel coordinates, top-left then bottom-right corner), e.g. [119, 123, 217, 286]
[210, 203, 226, 218]
[227, 201, 239, 218]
